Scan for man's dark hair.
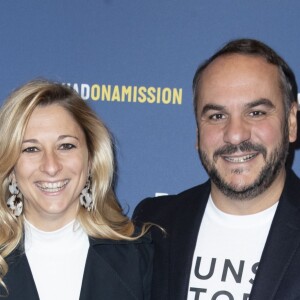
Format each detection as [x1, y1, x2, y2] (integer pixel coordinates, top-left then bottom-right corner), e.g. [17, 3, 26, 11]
[193, 38, 298, 118]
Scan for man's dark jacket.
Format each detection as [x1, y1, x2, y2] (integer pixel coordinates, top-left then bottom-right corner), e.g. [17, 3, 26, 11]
[133, 170, 300, 300]
[1, 235, 153, 299]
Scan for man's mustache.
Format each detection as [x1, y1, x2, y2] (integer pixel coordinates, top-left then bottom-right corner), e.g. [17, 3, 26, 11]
[213, 141, 267, 161]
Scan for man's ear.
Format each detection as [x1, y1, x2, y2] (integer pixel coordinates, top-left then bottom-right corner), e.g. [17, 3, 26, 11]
[288, 102, 298, 143]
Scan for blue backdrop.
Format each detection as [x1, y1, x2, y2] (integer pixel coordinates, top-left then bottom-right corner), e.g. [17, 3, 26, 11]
[1, 1, 299, 214]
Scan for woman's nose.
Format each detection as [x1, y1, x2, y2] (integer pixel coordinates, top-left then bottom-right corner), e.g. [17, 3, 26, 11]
[39, 151, 63, 176]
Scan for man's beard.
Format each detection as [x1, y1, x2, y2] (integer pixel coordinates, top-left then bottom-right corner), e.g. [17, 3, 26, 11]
[199, 126, 289, 200]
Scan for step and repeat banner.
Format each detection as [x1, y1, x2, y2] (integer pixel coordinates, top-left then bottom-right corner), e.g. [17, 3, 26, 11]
[0, 1, 299, 214]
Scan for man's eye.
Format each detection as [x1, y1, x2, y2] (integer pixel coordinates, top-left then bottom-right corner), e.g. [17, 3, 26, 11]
[59, 143, 76, 150]
[22, 147, 38, 153]
[210, 113, 225, 120]
[249, 111, 266, 117]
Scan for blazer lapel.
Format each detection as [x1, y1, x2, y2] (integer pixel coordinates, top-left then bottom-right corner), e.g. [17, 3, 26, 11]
[169, 181, 210, 299]
[79, 246, 135, 300]
[4, 249, 39, 300]
[250, 171, 300, 299]
[80, 238, 149, 300]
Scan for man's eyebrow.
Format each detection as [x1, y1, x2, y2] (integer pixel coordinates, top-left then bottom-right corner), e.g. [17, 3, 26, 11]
[245, 98, 275, 109]
[201, 104, 226, 115]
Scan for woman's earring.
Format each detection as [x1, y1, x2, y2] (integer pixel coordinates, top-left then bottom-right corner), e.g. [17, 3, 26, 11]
[80, 174, 93, 211]
[7, 177, 23, 217]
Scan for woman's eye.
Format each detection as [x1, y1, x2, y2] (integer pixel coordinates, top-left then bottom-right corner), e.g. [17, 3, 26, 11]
[22, 147, 38, 153]
[59, 143, 76, 150]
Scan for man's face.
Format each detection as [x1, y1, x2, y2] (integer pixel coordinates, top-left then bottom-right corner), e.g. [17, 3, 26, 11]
[196, 54, 297, 200]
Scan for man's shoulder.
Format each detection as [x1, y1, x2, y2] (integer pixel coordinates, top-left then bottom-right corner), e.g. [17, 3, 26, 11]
[132, 180, 210, 223]
[143, 181, 209, 205]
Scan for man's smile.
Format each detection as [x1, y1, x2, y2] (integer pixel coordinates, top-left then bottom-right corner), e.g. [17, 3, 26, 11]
[222, 153, 259, 163]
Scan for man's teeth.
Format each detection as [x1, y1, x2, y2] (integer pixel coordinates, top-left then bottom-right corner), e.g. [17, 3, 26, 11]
[224, 153, 257, 163]
[37, 180, 68, 192]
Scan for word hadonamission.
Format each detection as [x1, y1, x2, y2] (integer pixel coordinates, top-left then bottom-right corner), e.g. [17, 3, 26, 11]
[64, 83, 182, 105]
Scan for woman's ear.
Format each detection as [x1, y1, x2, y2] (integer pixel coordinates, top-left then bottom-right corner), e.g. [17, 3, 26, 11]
[8, 171, 16, 182]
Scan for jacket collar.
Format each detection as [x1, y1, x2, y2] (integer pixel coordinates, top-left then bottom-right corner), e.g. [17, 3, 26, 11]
[168, 180, 211, 299]
[249, 169, 300, 299]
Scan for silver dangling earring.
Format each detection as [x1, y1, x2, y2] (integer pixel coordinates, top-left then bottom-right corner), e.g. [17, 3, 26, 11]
[80, 174, 93, 211]
[7, 177, 23, 217]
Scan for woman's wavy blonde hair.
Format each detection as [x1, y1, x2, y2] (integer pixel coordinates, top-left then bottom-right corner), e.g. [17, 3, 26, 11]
[0, 79, 146, 290]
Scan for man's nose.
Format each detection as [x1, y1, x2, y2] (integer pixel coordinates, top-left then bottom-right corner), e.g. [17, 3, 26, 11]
[223, 117, 251, 145]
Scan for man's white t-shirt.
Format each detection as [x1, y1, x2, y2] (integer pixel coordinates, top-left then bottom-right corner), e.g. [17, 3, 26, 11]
[187, 195, 278, 300]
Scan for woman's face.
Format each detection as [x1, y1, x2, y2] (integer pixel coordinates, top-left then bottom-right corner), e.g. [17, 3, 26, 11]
[14, 104, 89, 231]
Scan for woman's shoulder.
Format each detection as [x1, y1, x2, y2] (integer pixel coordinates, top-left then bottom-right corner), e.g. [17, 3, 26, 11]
[88, 228, 152, 246]
[88, 231, 153, 271]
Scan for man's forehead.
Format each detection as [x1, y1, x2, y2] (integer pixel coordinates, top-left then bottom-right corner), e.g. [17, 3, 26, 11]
[202, 53, 278, 78]
[196, 54, 284, 112]
[198, 54, 281, 95]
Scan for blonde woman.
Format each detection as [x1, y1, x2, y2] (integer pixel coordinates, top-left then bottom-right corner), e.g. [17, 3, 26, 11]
[0, 80, 153, 299]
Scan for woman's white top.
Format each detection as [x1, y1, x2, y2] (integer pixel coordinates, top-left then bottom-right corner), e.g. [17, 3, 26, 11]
[24, 219, 90, 300]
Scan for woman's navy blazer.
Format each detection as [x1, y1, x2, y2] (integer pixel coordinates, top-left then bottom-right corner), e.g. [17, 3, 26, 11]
[1, 234, 153, 300]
